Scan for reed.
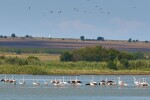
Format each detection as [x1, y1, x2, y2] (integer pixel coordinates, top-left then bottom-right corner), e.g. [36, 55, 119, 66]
[0, 53, 150, 75]
[0, 53, 60, 61]
[0, 59, 150, 75]
[0, 65, 150, 75]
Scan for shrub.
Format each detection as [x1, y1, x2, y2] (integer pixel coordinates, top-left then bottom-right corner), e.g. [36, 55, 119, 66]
[97, 36, 104, 41]
[60, 51, 73, 61]
[120, 59, 129, 69]
[26, 56, 41, 65]
[145, 40, 149, 43]
[15, 49, 22, 54]
[0, 55, 6, 60]
[128, 38, 132, 42]
[5, 57, 27, 65]
[80, 36, 85, 41]
[107, 60, 117, 70]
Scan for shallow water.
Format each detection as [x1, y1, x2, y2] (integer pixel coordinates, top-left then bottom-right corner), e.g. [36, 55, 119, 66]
[0, 74, 150, 100]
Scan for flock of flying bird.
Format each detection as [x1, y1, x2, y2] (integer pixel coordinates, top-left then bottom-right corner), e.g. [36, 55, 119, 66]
[0, 76, 149, 87]
[27, 0, 111, 17]
[25, 0, 138, 18]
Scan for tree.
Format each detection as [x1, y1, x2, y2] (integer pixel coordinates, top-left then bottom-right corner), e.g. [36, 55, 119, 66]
[145, 40, 149, 43]
[24, 35, 32, 38]
[80, 36, 85, 41]
[4, 36, 7, 38]
[97, 36, 104, 41]
[128, 38, 132, 42]
[120, 59, 129, 69]
[26, 56, 41, 65]
[25, 35, 29, 38]
[107, 60, 117, 70]
[136, 39, 139, 42]
[0, 35, 3, 38]
[16, 49, 21, 54]
[132, 52, 144, 59]
[60, 51, 73, 61]
[11, 33, 16, 38]
[108, 48, 120, 61]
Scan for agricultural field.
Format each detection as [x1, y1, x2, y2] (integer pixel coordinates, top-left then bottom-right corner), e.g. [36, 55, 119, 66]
[0, 38, 149, 53]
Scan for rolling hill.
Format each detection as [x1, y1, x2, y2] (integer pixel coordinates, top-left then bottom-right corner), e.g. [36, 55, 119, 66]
[0, 38, 149, 52]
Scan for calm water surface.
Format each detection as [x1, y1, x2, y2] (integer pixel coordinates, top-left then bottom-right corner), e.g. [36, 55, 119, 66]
[0, 74, 150, 100]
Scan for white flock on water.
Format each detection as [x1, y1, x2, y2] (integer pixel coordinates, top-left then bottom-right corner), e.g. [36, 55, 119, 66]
[0, 75, 149, 88]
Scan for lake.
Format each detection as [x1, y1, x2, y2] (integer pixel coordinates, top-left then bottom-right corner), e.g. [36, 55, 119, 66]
[0, 74, 150, 100]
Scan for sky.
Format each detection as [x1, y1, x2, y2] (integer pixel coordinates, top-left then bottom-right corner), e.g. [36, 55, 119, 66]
[0, 0, 150, 40]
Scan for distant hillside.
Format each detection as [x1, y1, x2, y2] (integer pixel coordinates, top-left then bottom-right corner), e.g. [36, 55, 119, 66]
[0, 38, 150, 52]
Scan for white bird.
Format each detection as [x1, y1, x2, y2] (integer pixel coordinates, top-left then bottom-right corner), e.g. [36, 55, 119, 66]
[51, 78, 62, 86]
[140, 78, 149, 87]
[99, 78, 107, 86]
[11, 75, 17, 85]
[33, 79, 40, 86]
[86, 76, 98, 86]
[90, 76, 98, 86]
[61, 77, 67, 85]
[106, 78, 117, 86]
[134, 77, 141, 86]
[68, 76, 82, 86]
[19, 76, 25, 85]
[44, 80, 48, 86]
[118, 77, 128, 86]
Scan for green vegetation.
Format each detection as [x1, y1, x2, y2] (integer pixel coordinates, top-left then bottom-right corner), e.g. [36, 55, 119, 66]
[97, 36, 104, 41]
[59, 46, 150, 71]
[145, 40, 149, 43]
[60, 46, 145, 62]
[0, 54, 150, 75]
[0, 55, 41, 66]
[80, 36, 105, 41]
[0, 35, 7, 38]
[11, 33, 16, 38]
[80, 36, 85, 41]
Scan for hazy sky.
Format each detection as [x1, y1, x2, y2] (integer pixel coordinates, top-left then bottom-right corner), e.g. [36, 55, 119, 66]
[0, 0, 150, 40]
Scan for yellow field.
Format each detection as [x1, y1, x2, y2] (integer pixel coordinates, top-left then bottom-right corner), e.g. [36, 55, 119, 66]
[0, 53, 60, 61]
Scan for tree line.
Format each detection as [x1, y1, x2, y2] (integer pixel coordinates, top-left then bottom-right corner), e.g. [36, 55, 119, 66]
[80, 36, 104, 41]
[0, 33, 32, 39]
[128, 38, 149, 43]
[60, 46, 146, 70]
[60, 46, 145, 62]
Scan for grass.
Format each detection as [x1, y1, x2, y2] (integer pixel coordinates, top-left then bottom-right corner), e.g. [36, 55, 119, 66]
[0, 64, 150, 75]
[0, 58, 150, 75]
[143, 52, 150, 57]
[0, 53, 60, 62]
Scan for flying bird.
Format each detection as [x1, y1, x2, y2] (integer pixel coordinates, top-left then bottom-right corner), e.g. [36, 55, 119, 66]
[95, 5, 98, 8]
[58, 10, 62, 14]
[50, 11, 53, 13]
